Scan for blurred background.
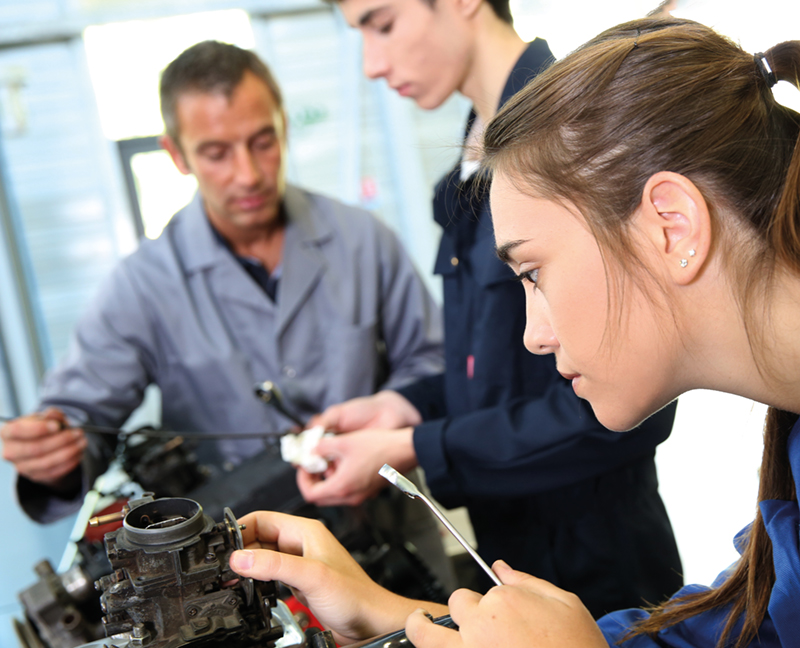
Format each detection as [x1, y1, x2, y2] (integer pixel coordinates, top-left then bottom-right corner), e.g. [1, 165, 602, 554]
[0, 0, 798, 642]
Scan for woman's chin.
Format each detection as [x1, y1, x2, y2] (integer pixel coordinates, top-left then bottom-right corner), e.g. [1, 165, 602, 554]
[589, 401, 652, 433]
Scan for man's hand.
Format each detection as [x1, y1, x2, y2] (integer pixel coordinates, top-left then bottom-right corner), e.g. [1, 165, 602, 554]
[0, 407, 86, 486]
[230, 511, 446, 645]
[309, 390, 422, 433]
[296, 427, 417, 507]
[405, 561, 607, 648]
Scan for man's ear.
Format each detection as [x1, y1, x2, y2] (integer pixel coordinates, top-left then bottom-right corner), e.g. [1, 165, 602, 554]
[636, 171, 711, 285]
[280, 109, 289, 146]
[453, 0, 483, 20]
[159, 135, 192, 176]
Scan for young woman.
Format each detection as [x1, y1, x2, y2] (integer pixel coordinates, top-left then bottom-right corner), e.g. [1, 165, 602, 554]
[229, 17, 800, 648]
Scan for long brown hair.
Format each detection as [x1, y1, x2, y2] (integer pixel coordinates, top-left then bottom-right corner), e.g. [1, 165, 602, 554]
[482, 18, 800, 648]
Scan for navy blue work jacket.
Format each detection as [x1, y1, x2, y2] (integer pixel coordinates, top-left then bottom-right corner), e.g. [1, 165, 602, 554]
[400, 39, 677, 509]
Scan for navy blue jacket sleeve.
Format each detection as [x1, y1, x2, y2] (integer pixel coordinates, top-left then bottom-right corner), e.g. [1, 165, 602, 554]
[410, 375, 676, 508]
[396, 372, 447, 421]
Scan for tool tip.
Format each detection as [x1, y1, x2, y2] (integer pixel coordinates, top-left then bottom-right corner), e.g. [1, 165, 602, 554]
[379, 464, 419, 498]
[378, 463, 397, 482]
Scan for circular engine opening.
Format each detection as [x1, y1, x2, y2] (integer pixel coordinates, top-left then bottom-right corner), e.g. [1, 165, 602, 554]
[123, 498, 205, 546]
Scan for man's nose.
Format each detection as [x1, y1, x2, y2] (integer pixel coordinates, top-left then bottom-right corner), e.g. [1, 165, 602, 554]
[233, 148, 261, 186]
[362, 39, 390, 80]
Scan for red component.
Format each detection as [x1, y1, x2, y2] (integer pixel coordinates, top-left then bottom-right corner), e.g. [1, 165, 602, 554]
[83, 499, 126, 543]
[283, 595, 329, 638]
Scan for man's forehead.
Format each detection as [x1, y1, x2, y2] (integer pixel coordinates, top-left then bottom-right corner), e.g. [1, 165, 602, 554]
[178, 73, 274, 106]
[176, 79, 276, 116]
[340, 0, 423, 26]
[174, 88, 282, 142]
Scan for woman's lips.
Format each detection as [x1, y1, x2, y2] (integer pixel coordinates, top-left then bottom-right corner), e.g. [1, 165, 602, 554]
[559, 371, 582, 393]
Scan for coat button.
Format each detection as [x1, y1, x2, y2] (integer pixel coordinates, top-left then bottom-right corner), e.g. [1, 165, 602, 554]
[450, 257, 459, 266]
[283, 366, 296, 378]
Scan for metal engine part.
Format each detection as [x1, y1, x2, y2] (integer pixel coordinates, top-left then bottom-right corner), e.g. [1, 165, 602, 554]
[94, 495, 284, 648]
[14, 559, 105, 648]
[120, 433, 208, 499]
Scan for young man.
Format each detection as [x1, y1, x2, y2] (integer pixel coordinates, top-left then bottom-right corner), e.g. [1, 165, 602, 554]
[300, 0, 683, 616]
[0, 40, 451, 587]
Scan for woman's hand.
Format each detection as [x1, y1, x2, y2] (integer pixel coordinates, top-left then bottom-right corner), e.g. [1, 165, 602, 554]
[229, 511, 445, 645]
[406, 562, 607, 648]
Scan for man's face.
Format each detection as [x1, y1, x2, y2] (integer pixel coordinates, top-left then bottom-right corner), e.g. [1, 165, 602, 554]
[339, 0, 473, 110]
[163, 71, 287, 234]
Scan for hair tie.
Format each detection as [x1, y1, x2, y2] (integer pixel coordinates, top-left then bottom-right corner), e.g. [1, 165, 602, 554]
[632, 27, 641, 50]
[754, 52, 777, 88]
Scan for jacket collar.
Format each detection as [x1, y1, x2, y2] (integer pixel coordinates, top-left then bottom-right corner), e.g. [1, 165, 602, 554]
[276, 186, 333, 335]
[458, 38, 555, 145]
[498, 38, 555, 109]
[175, 185, 334, 275]
[169, 186, 333, 333]
[433, 39, 555, 229]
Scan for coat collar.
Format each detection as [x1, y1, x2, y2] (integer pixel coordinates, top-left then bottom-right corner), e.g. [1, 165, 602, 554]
[458, 38, 555, 149]
[176, 186, 334, 274]
[276, 186, 333, 335]
[499, 38, 555, 109]
[169, 186, 333, 333]
[433, 39, 555, 229]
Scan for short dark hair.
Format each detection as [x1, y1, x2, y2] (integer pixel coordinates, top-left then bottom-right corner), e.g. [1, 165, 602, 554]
[160, 40, 283, 141]
[477, 0, 512, 24]
[324, 0, 513, 25]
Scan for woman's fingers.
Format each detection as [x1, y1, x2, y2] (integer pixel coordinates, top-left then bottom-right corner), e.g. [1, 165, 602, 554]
[230, 547, 327, 594]
[237, 510, 327, 556]
[406, 609, 461, 648]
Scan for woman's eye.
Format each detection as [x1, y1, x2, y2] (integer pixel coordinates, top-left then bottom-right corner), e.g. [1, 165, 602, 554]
[378, 21, 393, 34]
[516, 268, 539, 286]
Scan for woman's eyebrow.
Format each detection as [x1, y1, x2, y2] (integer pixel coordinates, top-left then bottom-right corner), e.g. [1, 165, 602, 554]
[495, 239, 529, 263]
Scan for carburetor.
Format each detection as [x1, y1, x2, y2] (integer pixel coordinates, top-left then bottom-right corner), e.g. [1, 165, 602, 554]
[93, 495, 284, 648]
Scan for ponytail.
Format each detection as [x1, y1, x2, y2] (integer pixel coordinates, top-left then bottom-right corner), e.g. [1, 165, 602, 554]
[627, 408, 797, 647]
[769, 42, 800, 275]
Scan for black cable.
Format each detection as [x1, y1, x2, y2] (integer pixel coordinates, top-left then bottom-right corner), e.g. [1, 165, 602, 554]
[0, 415, 289, 441]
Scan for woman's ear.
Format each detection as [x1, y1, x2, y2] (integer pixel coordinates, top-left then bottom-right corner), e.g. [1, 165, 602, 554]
[636, 171, 712, 286]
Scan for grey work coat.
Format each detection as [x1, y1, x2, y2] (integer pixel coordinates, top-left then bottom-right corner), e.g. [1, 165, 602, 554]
[21, 185, 444, 522]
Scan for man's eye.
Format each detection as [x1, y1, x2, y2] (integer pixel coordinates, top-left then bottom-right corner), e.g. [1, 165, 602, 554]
[516, 268, 539, 286]
[203, 148, 227, 161]
[253, 135, 277, 151]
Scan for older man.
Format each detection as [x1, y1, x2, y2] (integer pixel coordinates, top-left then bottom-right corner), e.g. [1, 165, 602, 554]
[1, 40, 450, 588]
